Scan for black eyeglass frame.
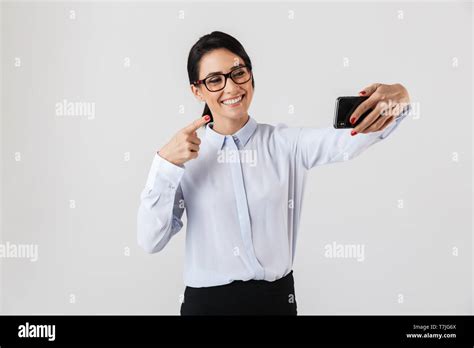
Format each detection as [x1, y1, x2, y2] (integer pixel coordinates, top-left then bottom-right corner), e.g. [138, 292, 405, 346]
[192, 66, 253, 92]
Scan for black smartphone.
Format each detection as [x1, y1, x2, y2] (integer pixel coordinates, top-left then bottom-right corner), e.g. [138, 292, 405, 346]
[333, 96, 373, 129]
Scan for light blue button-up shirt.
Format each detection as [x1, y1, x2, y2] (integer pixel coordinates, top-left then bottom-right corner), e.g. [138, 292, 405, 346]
[137, 106, 411, 287]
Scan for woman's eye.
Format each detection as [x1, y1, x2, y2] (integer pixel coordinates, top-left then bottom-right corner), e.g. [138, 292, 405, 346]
[208, 77, 222, 84]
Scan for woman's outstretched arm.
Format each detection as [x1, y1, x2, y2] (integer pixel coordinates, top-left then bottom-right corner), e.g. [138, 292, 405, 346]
[274, 83, 411, 169]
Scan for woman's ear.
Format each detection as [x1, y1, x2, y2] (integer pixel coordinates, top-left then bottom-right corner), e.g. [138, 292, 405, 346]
[190, 84, 205, 103]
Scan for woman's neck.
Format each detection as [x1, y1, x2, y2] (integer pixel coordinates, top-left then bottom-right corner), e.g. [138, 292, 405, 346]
[211, 114, 250, 135]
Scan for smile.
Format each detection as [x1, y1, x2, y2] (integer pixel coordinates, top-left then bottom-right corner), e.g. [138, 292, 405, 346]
[221, 94, 244, 106]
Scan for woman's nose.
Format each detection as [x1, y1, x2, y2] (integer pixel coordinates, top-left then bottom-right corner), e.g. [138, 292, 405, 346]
[223, 77, 241, 93]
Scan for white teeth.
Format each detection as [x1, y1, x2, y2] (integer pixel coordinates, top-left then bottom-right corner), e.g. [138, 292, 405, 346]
[222, 95, 243, 105]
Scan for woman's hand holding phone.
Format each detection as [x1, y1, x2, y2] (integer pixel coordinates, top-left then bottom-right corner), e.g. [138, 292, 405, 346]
[349, 83, 411, 136]
[158, 115, 210, 166]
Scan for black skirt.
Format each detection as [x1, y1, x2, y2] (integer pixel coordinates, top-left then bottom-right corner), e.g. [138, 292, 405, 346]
[180, 270, 297, 315]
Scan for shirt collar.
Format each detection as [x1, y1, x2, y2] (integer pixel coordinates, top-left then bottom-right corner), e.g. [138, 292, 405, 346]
[205, 115, 257, 150]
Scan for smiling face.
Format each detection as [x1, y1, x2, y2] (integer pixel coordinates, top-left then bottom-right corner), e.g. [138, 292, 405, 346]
[191, 48, 254, 125]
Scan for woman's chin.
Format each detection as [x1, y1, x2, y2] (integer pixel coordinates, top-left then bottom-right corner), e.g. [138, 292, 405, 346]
[216, 105, 245, 115]
[223, 112, 248, 121]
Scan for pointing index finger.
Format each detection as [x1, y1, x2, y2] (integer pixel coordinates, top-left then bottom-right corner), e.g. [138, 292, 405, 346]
[183, 115, 210, 133]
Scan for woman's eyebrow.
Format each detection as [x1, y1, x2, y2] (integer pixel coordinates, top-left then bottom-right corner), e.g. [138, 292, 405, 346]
[204, 64, 244, 78]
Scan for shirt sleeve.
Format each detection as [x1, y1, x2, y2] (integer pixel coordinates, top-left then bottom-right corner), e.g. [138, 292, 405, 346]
[275, 104, 411, 170]
[137, 152, 186, 253]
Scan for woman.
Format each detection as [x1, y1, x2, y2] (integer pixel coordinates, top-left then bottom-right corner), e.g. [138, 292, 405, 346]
[137, 31, 411, 315]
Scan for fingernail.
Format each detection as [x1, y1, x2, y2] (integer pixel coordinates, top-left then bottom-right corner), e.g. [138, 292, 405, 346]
[359, 91, 366, 95]
[350, 117, 355, 124]
[204, 115, 210, 121]
[351, 130, 357, 136]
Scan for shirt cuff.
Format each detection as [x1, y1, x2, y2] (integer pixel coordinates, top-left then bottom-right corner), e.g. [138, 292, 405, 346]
[145, 152, 185, 191]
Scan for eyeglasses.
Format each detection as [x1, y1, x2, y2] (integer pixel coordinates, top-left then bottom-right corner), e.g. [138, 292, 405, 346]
[193, 66, 252, 92]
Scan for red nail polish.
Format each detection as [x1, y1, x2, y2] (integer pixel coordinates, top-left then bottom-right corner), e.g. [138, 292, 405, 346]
[359, 91, 366, 95]
[350, 117, 355, 124]
[204, 115, 210, 121]
[351, 130, 357, 136]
